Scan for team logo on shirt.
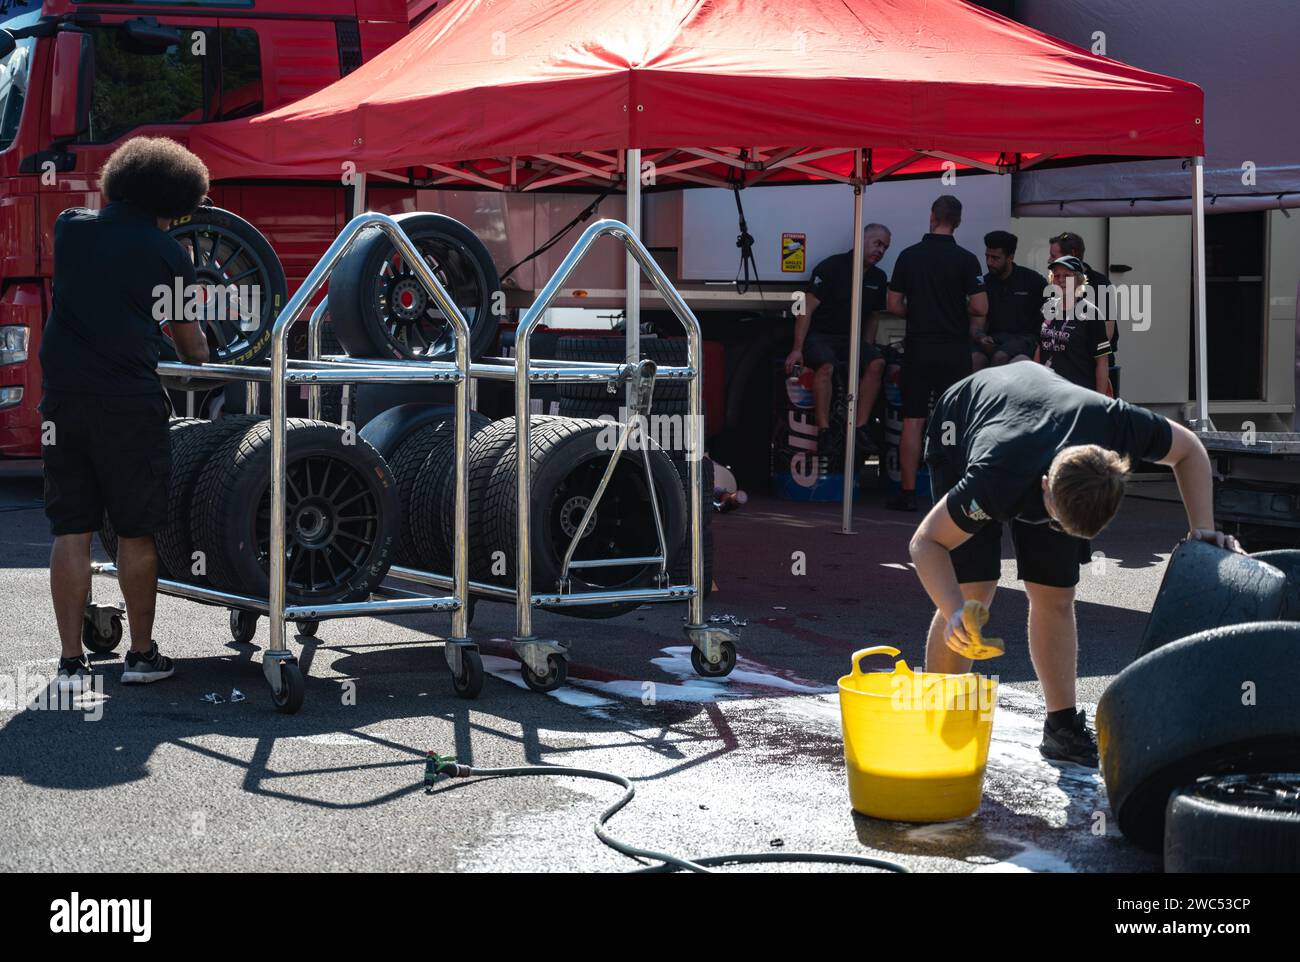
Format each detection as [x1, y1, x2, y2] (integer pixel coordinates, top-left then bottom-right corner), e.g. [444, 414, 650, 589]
[962, 499, 991, 523]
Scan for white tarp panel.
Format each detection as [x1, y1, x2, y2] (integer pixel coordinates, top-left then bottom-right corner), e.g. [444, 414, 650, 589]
[1013, 0, 1300, 215]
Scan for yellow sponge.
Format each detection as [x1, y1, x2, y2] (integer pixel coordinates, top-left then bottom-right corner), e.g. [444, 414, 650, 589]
[945, 599, 1005, 660]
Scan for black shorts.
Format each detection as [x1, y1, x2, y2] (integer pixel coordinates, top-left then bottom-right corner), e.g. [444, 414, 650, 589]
[983, 332, 1037, 361]
[902, 341, 971, 419]
[40, 391, 172, 538]
[803, 332, 883, 377]
[929, 458, 1092, 589]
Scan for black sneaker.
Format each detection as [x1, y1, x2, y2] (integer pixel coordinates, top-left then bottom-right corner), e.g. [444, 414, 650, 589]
[1040, 708, 1099, 767]
[122, 642, 176, 684]
[855, 426, 879, 457]
[816, 428, 834, 454]
[885, 490, 917, 512]
[57, 655, 95, 694]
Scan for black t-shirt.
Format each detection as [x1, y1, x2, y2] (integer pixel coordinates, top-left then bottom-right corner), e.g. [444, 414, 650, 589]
[804, 251, 888, 337]
[1037, 296, 1111, 390]
[985, 263, 1048, 339]
[888, 233, 985, 343]
[924, 363, 1172, 533]
[1085, 263, 1117, 353]
[40, 203, 198, 396]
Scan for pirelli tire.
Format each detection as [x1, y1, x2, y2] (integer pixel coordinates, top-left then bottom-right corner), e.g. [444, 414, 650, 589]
[317, 316, 346, 425]
[1251, 550, 1300, 620]
[190, 418, 398, 605]
[1136, 538, 1288, 658]
[483, 417, 688, 619]
[1097, 621, 1300, 852]
[407, 413, 495, 576]
[1163, 773, 1300, 873]
[97, 416, 208, 576]
[159, 206, 286, 392]
[555, 335, 691, 404]
[326, 212, 501, 363]
[154, 415, 264, 584]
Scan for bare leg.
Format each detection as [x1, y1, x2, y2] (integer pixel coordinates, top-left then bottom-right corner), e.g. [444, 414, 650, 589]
[813, 363, 833, 430]
[855, 358, 885, 428]
[899, 417, 924, 490]
[1024, 581, 1078, 712]
[50, 533, 93, 660]
[991, 351, 1011, 366]
[971, 352, 989, 371]
[925, 580, 998, 674]
[1009, 353, 1033, 364]
[116, 535, 159, 653]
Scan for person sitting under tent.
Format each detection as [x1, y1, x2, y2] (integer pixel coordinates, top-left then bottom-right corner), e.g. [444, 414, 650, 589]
[972, 230, 1046, 370]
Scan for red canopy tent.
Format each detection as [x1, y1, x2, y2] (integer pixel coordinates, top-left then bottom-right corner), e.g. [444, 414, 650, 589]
[192, 0, 1208, 530]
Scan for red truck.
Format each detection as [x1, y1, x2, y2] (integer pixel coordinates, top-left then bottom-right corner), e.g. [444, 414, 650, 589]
[0, 0, 426, 458]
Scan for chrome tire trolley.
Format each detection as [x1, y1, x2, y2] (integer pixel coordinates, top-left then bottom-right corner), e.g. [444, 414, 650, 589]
[88, 215, 738, 712]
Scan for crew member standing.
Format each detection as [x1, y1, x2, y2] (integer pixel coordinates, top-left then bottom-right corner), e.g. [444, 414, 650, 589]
[40, 137, 211, 691]
[885, 195, 987, 511]
[785, 224, 891, 458]
[1049, 231, 1115, 355]
[1037, 255, 1111, 394]
[973, 230, 1045, 369]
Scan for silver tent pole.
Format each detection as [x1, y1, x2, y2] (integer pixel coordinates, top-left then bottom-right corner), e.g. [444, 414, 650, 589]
[840, 148, 865, 534]
[1190, 156, 1213, 431]
[625, 149, 642, 412]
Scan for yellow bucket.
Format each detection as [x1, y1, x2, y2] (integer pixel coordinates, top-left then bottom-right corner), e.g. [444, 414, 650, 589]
[838, 646, 998, 822]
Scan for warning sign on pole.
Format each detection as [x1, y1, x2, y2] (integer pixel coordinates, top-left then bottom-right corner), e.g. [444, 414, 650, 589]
[781, 233, 806, 273]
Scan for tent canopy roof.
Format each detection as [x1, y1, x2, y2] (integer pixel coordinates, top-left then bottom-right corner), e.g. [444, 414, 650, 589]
[192, 0, 1204, 190]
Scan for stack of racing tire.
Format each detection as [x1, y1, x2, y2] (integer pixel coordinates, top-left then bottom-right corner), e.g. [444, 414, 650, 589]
[88, 210, 711, 682]
[1096, 539, 1300, 871]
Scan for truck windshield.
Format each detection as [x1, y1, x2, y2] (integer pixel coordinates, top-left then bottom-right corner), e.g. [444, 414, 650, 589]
[0, 11, 40, 152]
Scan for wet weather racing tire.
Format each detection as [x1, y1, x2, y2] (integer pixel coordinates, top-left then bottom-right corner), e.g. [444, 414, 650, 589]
[408, 412, 493, 575]
[317, 315, 346, 425]
[483, 417, 688, 619]
[555, 335, 690, 406]
[1136, 539, 1288, 657]
[190, 419, 398, 605]
[1097, 621, 1300, 852]
[1164, 773, 1300, 872]
[327, 212, 500, 363]
[1252, 550, 1300, 620]
[159, 207, 286, 392]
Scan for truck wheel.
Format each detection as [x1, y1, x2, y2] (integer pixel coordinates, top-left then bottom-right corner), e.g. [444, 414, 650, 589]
[160, 207, 286, 391]
[483, 417, 687, 619]
[327, 212, 499, 363]
[1097, 621, 1300, 852]
[1136, 538, 1288, 657]
[157, 416, 262, 584]
[1164, 773, 1300, 872]
[1252, 550, 1300, 620]
[408, 412, 494, 575]
[555, 335, 690, 403]
[190, 419, 397, 605]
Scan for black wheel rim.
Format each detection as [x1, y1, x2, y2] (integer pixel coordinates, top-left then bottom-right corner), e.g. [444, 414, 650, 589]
[545, 456, 661, 589]
[255, 455, 379, 598]
[371, 233, 487, 358]
[167, 222, 277, 362]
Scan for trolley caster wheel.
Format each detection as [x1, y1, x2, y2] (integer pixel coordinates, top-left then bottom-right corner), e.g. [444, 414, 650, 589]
[270, 663, 305, 714]
[691, 640, 737, 679]
[230, 609, 258, 644]
[452, 649, 484, 699]
[82, 614, 123, 655]
[520, 654, 567, 693]
[297, 619, 320, 638]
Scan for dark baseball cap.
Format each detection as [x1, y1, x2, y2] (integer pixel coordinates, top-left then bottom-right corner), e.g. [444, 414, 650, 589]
[1048, 255, 1086, 274]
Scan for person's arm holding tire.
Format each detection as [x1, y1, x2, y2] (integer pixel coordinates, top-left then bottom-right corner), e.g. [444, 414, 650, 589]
[1156, 420, 1243, 552]
[909, 495, 978, 648]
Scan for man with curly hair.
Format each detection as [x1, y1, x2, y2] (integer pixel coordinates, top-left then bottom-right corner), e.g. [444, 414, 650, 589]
[40, 137, 211, 692]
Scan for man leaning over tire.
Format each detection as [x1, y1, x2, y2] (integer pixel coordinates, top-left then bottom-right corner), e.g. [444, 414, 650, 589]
[908, 363, 1243, 767]
[40, 137, 211, 692]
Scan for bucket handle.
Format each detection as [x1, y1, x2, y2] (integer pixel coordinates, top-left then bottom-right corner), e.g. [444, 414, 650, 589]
[849, 646, 911, 677]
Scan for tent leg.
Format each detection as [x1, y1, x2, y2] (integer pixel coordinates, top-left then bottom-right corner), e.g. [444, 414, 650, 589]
[1190, 156, 1213, 431]
[625, 149, 642, 413]
[351, 171, 367, 219]
[840, 150, 865, 534]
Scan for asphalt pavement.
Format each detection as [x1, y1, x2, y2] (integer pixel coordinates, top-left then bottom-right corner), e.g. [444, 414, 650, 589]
[0, 467, 1188, 872]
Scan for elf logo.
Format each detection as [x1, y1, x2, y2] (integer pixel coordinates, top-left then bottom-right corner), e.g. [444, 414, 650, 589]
[49, 892, 151, 942]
